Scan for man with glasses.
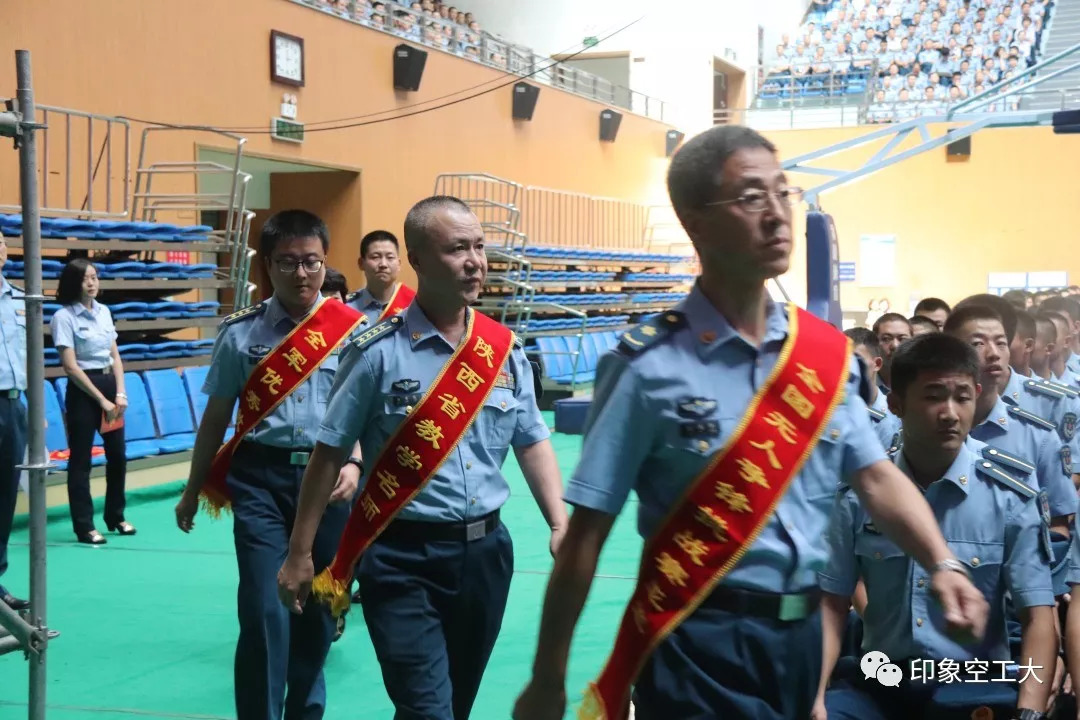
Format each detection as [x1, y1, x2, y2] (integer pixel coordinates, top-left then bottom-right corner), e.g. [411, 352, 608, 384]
[175, 209, 366, 720]
[512, 125, 989, 720]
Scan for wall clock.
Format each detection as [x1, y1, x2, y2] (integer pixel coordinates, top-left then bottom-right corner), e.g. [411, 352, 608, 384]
[271, 30, 304, 87]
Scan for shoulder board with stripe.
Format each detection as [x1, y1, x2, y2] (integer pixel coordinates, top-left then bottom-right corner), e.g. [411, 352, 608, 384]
[618, 311, 686, 356]
[222, 302, 266, 326]
[867, 406, 886, 422]
[1005, 404, 1057, 432]
[513, 332, 524, 349]
[1025, 379, 1066, 400]
[344, 290, 362, 304]
[1043, 379, 1080, 398]
[975, 459, 1037, 499]
[981, 444, 1035, 475]
[350, 314, 404, 352]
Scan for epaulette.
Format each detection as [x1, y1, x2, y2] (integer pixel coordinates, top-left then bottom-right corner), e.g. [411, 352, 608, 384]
[617, 312, 686, 356]
[1005, 404, 1057, 432]
[513, 332, 524, 349]
[975, 458, 1037, 499]
[344, 290, 362, 304]
[222, 302, 266, 326]
[1043, 379, 1079, 398]
[887, 432, 901, 455]
[1025, 379, 1066, 400]
[867, 406, 886, 422]
[981, 444, 1035, 476]
[349, 314, 404, 351]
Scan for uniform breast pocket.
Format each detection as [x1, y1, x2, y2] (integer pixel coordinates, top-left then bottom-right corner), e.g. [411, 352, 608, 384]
[380, 397, 414, 437]
[13, 314, 26, 344]
[802, 421, 847, 501]
[660, 416, 730, 459]
[483, 389, 520, 448]
[316, 355, 340, 404]
[948, 539, 1004, 599]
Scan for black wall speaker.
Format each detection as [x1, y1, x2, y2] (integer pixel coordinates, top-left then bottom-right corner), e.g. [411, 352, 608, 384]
[512, 82, 540, 120]
[1053, 109, 1080, 134]
[393, 44, 427, 91]
[946, 135, 971, 156]
[666, 129, 685, 157]
[600, 109, 622, 142]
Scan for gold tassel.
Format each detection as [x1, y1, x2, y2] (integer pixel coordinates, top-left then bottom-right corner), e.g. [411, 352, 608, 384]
[578, 684, 606, 720]
[312, 568, 351, 618]
[198, 491, 230, 519]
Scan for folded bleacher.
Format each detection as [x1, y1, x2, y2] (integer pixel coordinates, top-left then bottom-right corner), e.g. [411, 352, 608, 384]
[0, 214, 214, 242]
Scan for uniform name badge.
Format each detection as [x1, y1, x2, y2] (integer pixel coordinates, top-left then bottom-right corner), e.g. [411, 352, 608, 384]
[199, 299, 365, 515]
[579, 305, 851, 720]
[312, 310, 513, 616]
[378, 283, 416, 322]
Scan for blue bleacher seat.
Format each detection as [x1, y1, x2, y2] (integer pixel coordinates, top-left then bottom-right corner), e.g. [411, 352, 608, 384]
[41, 380, 69, 471]
[182, 366, 210, 423]
[0, 215, 215, 243]
[119, 373, 162, 460]
[143, 369, 197, 453]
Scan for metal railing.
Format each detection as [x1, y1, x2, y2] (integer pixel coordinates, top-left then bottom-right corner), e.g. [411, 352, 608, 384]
[521, 187, 650, 250]
[289, 0, 668, 121]
[0, 100, 131, 219]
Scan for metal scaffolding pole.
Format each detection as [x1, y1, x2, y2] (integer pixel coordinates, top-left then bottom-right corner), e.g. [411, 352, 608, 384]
[0, 49, 51, 720]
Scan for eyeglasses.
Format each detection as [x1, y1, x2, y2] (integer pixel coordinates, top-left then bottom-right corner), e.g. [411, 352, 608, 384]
[705, 187, 804, 213]
[273, 258, 325, 274]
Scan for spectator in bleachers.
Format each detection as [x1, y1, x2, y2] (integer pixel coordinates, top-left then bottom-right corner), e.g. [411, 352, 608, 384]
[895, 88, 918, 120]
[917, 85, 942, 115]
[895, 37, 917, 71]
[51, 259, 133, 545]
[868, 90, 894, 122]
[812, 46, 833, 75]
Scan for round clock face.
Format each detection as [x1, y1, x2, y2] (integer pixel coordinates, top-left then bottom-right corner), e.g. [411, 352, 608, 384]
[275, 36, 303, 82]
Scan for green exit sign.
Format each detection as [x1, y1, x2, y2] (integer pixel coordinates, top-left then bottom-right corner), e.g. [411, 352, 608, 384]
[583, 36, 598, 47]
[272, 117, 304, 143]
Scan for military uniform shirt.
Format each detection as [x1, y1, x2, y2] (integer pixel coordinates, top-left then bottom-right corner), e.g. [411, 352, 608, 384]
[50, 301, 116, 370]
[969, 395, 1077, 518]
[564, 287, 887, 594]
[316, 303, 550, 523]
[869, 391, 902, 451]
[203, 295, 351, 449]
[820, 437, 1054, 663]
[1003, 368, 1080, 466]
[0, 276, 27, 391]
[1066, 527, 1080, 586]
[345, 287, 386, 326]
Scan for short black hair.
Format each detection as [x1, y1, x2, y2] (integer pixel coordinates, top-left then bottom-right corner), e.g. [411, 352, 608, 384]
[1041, 295, 1080, 323]
[403, 195, 472, 252]
[890, 333, 980, 400]
[666, 125, 777, 224]
[872, 312, 912, 335]
[954, 293, 1017, 342]
[360, 230, 399, 258]
[1001, 289, 1030, 310]
[909, 315, 939, 334]
[943, 303, 1004, 336]
[56, 258, 95, 306]
[914, 297, 951, 315]
[1035, 311, 1059, 343]
[1015, 309, 1036, 341]
[321, 267, 348, 298]
[845, 327, 883, 358]
[259, 209, 329, 258]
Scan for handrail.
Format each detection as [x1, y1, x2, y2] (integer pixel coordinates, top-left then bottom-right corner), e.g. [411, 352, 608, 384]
[948, 40, 1080, 119]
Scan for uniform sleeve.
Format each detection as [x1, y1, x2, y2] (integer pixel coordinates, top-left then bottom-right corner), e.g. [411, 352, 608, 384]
[50, 309, 74, 350]
[564, 351, 652, 516]
[840, 356, 890, 478]
[1036, 430, 1078, 518]
[1003, 494, 1056, 608]
[316, 342, 377, 449]
[818, 491, 860, 596]
[509, 347, 550, 447]
[202, 326, 244, 400]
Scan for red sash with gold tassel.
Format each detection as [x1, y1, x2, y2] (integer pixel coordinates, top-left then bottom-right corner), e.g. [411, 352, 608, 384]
[312, 310, 513, 616]
[579, 306, 850, 720]
[199, 299, 365, 516]
[378, 283, 416, 321]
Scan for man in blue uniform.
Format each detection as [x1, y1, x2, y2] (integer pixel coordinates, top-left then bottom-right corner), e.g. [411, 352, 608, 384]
[0, 235, 28, 612]
[277, 196, 568, 720]
[174, 210, 362, 720]
[345, 229, 407, 324]
[816, 333, 1057, 720]
[873, 312, 913, 393]
[510, 125, 988, 720]
[846, 327, 900, 450]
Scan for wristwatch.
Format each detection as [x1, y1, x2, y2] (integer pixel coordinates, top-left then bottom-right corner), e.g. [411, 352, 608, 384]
[345, 456, 363, 474]
[930, 558, 973, 580]
[1012, 709, 1047, 720]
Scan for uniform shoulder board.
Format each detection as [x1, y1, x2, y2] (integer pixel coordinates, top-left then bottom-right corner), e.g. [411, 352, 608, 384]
[350, 314, 404, 351]
[222, 302, 266, 326]
[867, 406, 886, 422]
[981, 444, 1035, 476]
[344, 290, 362, 304]
[1025, 379, 1066, 400]
[617, 312, 686, 356]
[1044, 379, 1080, 398]
[887, 432, 901, 456]
[513, 332, 524, 349]
[975, 458, 1037, 499]
[1005, 404, 1057, 432]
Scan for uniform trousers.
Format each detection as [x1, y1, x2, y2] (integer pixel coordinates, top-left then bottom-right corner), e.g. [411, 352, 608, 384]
[226, 442, 349, 720]
[0, 394, 27, 587]
[356, 513, 513, 720]
[632, 588, 822, 720]
[65, 370, 126, 536]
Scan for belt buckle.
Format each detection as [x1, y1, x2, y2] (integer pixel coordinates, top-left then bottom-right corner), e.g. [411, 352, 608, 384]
[778, 593, 808, 621]
[465, 519, 486, 542]
[290, 451, 311, 465]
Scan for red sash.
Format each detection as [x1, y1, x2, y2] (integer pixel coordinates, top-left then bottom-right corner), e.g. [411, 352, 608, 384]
[378, 283, 416, 322]
[312, 310, 514, 616]
[579, 306, 850, 719]
[199, 299, 365, 516]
